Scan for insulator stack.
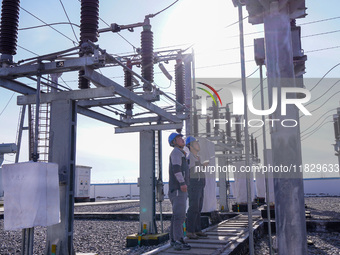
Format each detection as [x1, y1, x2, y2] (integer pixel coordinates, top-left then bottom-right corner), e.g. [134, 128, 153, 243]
[80, 0, 99, 43]
[78, 72, 90, 89]
[78, 70, 89, 89]
[79, 0, 99, 89]
[175, 58, 185, 112]
[141, 22, 154, 91]
[124, 60, 133, 116]
[0, 0, 20, 62]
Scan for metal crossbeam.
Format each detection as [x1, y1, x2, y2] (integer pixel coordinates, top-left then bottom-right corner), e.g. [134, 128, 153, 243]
[0, 57, 101, 78]
[115, 123, 183, 133]
[77, 107, 128, 127]
[78, 93, 159, 107]
[122, 113, 188, 125]
[0, 78, 127, 127]
[17, 86, 116, 105]
[0, 78, 36, 94]
[83, 67, 181, 123]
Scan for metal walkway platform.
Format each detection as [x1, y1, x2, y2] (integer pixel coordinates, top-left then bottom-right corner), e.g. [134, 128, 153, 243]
[144, 214, 263, 255]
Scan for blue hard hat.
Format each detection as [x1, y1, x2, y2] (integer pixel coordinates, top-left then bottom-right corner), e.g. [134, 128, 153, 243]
[185, 136, 197, 146]
[168, 132, 183, 147]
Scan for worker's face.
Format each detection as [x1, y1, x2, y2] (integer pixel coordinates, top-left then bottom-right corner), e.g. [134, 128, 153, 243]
[192, 141, 200, 152]
[175, 136, 185, 148]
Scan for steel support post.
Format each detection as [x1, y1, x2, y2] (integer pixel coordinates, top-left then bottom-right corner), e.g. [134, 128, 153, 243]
[338, 149, 340, 173]
[260, 65, 273, 255]
[15, 105, 26, 163]
[237, 4, 254, 254]
[157, 130, 164, 233]
[45, 99, 77, 255]
[263, 2, 307, 254]
[191, 50, 198, 137]
[337, 109, 340, 171]
[139, 130, 157, 234]
[218, 156, 228, 211]
[184, 55, 192, 136]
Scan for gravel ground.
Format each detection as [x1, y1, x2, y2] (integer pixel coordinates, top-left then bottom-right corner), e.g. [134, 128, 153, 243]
[0, 219, 171, 255]
[304, 197, 340, 220]
[1, 196, 339, 254]
[255, 232, 340, 255]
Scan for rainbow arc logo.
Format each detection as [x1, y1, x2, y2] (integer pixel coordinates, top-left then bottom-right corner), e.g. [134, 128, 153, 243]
[197, 82, 222, 115]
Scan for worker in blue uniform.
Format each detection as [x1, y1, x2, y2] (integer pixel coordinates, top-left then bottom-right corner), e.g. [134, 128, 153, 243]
[186, 136, 208, 239]
[168, 132, 191, 251]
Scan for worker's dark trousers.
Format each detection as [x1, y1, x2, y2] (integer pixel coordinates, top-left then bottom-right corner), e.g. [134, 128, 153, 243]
[187, 184, 204, 233]
[169, 189, 188, 241]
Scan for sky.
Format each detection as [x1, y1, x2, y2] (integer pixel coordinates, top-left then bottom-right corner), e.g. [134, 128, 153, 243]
[0, 0, 339, 183]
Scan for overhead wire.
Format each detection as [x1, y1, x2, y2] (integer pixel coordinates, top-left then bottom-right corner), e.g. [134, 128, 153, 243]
[299, 16, 340, 26]
[252, 85, 267, 99]
[17, 45, 40, 56]
[60, 77, 72, 90]
[0, 92, 16, 118]
[301, 109, 336, 134]
[20, 6, 78, 45]
[19, 22, 80, 31]
[305, 45, 340, 53]
[252, 78, 267, 92]
[223, 15, 340, 39]
[309, 91, 340, 114]
[99, 1, 180, 54]
[302, 29, 340, 38]
[58, 0, 79, 42]
[308, 62, 340, 92]
[195, 60, 253, 69]
[305, 79, 340, 106]
[195, 16, 340, 57]
[150, 0, 179, 18]
[227, 67, 259, 86]
[301, 120, 333, 141]
[225, 15, 249, 28]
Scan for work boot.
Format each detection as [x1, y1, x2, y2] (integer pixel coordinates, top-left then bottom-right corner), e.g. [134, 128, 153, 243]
[186, 232, 199, 239]
[180, 238, 192, 250]
[196, 231, 208, 238]
[181, 242, 192, 250]
[173, 241, 191, 250]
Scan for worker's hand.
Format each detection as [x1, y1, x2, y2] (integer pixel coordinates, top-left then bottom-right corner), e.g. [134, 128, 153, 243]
[203, 161, 209, 167]
[180, 184, 187, 192]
